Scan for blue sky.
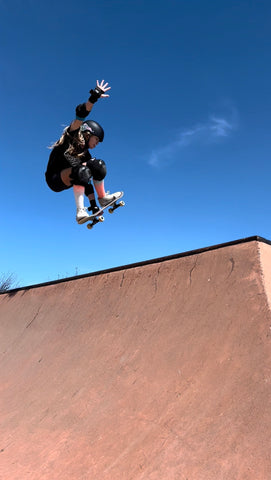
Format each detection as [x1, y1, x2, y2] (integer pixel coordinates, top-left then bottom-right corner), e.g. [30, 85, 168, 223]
[1, 0, 271, 287]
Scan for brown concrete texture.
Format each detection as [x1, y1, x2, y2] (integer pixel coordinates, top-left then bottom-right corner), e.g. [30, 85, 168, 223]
[0, 239, 271, 479]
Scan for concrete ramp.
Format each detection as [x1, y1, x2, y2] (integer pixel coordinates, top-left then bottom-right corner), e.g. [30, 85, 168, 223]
[1, 236, 271, 479]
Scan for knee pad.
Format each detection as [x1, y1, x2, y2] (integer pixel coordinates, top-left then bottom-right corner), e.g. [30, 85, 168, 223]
[86, 158, 107, 181]
[70, 165, 92, 186]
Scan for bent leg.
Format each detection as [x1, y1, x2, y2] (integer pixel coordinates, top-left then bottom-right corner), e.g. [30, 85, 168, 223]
[86, 158, 107, 199]
[73, 185, 90, 224]
[93, 179, 106, 199]
[60, 168, 73, 187]
[73, 185, 85, 210]
[85, 184, 99, 214]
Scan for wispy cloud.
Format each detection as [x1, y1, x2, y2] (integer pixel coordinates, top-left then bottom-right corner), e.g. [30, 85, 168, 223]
[148, 106, 239, 167]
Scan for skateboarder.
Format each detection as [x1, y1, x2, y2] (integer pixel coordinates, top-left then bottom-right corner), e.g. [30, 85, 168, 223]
[45, 79, 122, 224]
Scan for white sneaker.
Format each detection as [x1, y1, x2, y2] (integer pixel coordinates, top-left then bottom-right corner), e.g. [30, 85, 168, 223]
[98, 191, 122, 208]
[76, 207, 89, 224]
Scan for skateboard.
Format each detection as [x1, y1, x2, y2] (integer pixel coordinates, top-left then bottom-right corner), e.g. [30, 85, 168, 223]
[86, 192, 125, 230]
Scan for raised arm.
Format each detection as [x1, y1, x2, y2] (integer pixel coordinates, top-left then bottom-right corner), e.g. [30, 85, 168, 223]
[70, 80, 111, 132]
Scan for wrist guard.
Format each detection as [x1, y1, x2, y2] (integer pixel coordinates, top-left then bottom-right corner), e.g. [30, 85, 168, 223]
[75, 103, 89, 121]
[88, 86, 103, 104]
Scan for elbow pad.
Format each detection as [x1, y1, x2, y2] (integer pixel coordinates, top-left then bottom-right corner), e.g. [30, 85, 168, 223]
[75, 103, 89, 121]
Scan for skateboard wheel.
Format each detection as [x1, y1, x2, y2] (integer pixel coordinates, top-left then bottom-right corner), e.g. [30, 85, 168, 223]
[87, 223, 93, 230]
[119, 201, 125, 206]
[99, 216, 105, 222]
[108, 208, 114, 214]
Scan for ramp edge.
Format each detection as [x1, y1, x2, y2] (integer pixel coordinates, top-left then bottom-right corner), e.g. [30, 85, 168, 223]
[2, 235, 271, 294]
[258, 241, 271, 312]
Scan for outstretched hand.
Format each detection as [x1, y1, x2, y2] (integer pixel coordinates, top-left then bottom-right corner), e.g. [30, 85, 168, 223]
[71, 79, 112, 130]
[96, 79, 111, 98]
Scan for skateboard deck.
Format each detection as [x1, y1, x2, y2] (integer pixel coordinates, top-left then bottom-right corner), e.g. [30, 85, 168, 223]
[86, 192, 125, 230]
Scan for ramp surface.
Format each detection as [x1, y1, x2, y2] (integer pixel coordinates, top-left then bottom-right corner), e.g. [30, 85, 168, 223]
[1, 237, 271, 479]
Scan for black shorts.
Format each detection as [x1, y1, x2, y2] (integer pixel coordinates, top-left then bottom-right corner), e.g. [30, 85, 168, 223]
[45, 172, 71, 193]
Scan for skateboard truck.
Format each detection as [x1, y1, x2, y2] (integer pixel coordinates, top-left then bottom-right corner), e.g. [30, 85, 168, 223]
[86, 193, 125, 230]
[87, 215, 104, 230]
[108, 200, 125, 214]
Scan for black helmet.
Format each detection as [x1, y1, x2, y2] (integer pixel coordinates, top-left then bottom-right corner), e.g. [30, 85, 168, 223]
[80, 120, 104, 142]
